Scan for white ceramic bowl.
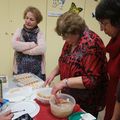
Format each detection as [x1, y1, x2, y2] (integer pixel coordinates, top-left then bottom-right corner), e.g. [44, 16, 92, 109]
[49, 93, 76, 118]
[36, 87, 52, 104]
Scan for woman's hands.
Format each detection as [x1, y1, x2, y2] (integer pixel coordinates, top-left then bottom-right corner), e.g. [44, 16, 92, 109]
[51, 80, 66, 95]
[22, 42, 37, 55]
[45, 65, 60, 86]
[51, 77, 85, 95]
[44, 73, 55, 86]
[0, 110, 14, 120]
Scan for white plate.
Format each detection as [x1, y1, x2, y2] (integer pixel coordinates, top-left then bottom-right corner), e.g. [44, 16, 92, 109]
[4, 86, 33, 102]
[9, 101, 40, 119]
[36, 87, 52, 104]
[7, 96, 26, 102]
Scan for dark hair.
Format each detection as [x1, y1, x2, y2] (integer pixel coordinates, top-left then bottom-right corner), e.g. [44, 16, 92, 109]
[95, 0, 120, 27]
[55, 12, 86, 36]
[23, 6, 43, 24]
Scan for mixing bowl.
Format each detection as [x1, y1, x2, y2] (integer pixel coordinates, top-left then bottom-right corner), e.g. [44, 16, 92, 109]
[49, 93, 76, 118]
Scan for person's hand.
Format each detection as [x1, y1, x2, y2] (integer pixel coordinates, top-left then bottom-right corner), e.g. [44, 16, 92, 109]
[22, 50, 31, 55]
[51, 80, 66, 95]
[30, 42, 37, 48]
[22, 42, 37, 55]
[0, 110, 14, 120]
[44, 74, 55, 86]
[0, 98, 3, 103]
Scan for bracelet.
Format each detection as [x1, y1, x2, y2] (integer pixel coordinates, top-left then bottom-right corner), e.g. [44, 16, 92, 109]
[64, 79, 69, 87]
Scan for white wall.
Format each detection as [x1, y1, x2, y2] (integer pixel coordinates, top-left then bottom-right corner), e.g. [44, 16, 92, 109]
[0, 0, 109, 79]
